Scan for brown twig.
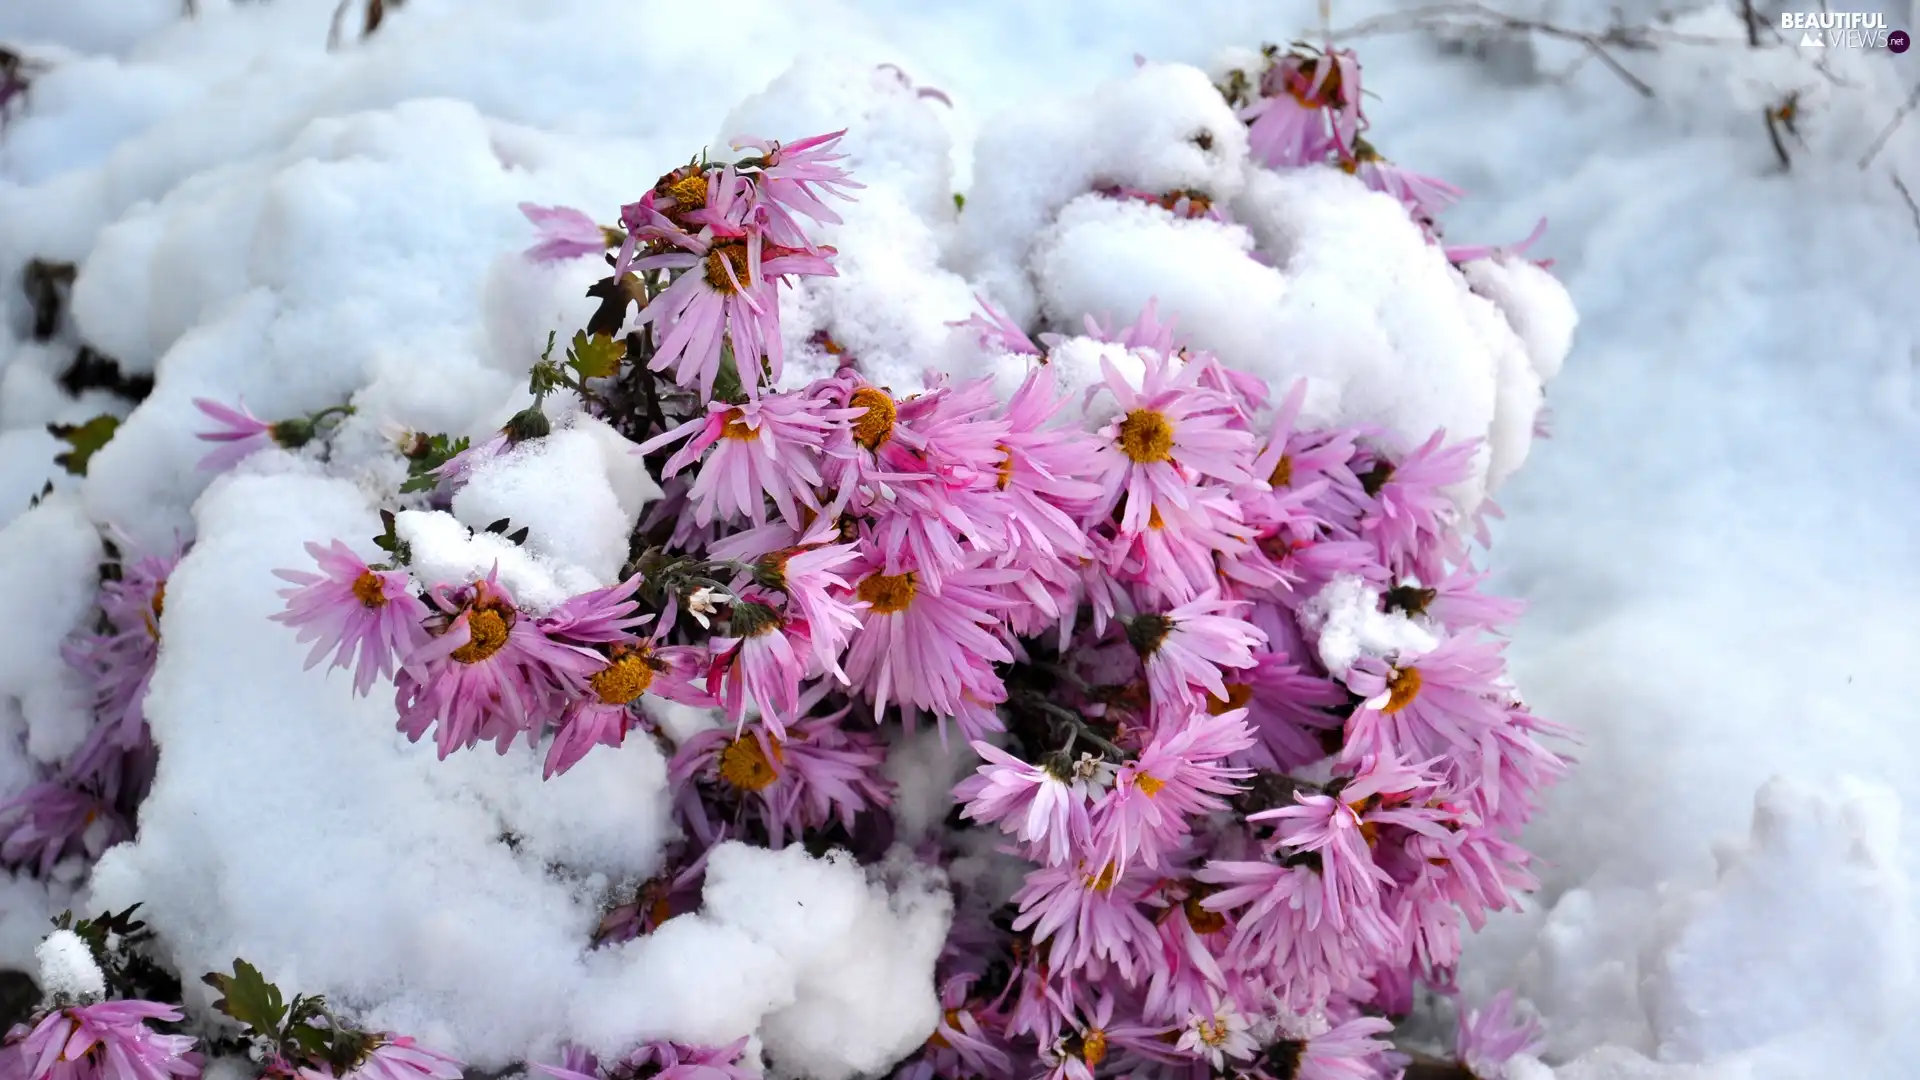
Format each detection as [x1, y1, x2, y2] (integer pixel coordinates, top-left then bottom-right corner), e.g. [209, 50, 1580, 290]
[1893, 174, 1920, 242]
[1859, 83, 1920, 170]
[1329, 3, 1714, 97]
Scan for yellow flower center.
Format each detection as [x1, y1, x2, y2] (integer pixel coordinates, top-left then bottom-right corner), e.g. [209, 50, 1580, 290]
[718, 735, 782, 792]
[1196, 1018, 1231, 1047]
[1383, 667, 1422, 713]
[351, 570, 388, 608]
[1086, 861, 1119, 892]
[1182, 887, 1227, 934]
[995, 443, 1016, 490]
[848, 386, 897, 450]
[1079, 1029, 1109, 1068]
[451, 605, 511, 664]
[1269, 453, 1294, 488]
[856, 572, 917, 615]
[590, 649, 656, 706]
[1117, 408, 1175, 463]
[720, 408, 758, 441]
[705, 243, 753, 293]
[1207, 683, 1254, 716]
[1135, 772, 1166, 797]
[663, 172, 708, 212]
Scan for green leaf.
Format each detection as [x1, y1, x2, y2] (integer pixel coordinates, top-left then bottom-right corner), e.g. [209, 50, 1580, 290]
[567, 330, 626, 380]
[202, 958, 288, 1036]
[398, 433, 469, 494]
[48, 414, 120, 476]
[952, 192, 966, 211]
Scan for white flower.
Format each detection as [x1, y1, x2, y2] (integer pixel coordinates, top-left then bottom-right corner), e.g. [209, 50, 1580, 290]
[686, 586, 731, 629]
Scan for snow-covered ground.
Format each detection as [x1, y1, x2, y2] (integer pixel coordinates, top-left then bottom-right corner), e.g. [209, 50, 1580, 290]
[2, 1, 1917, 1078]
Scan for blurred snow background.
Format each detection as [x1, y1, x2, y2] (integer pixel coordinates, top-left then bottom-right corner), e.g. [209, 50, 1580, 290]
[0, 0, 1917, 1078]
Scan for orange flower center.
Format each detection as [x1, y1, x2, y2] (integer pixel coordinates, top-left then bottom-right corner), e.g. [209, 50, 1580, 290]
[1135, 772, 1166, 797]
[1383, 667, 1422, 713]
[1117, 409, 1175, 463]
[1079, 1029, 1109, 1068]
[1269, 453, 1294, 488]
[705, 242, 753, 293]
[856, 572, 917, 615]
[663, 172, 708, 212]
[720, 408, 758, 441]
[849, 387, 897, 450]
[451, 605, 511, 664]
[1208, 683, 1254, 716]
[995, 443, 1016, 490]
[718, 735, 782, 791]
[351, 570, 388, 608]
[1182, 888, 1227, 934]
[590, 649, 656, 705]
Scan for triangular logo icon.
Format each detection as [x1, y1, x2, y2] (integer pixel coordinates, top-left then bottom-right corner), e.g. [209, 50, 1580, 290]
[1801, 29, 1825, 46]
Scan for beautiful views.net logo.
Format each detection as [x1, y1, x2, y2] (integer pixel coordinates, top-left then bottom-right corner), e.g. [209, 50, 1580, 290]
[1779, 10, 1905, 49]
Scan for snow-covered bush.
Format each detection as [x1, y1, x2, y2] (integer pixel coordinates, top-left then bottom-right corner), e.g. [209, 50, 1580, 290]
[0, 29, 1578, 1080]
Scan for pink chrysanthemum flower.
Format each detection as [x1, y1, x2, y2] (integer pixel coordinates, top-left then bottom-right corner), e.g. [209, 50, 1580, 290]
[1252, 754, 1453, 928]
[704, 595, 809, 738]
[1125, 595, 1266, 714]
[1232, 660, 1347, 771]
[394, 573, 604, 758]
[631, 172, 836, 399]
[670, 711, 890, 847]
[64, 546, 179, 755]
[995, 366, 1104, 562]
[949, 295, 1042, 356]
[292, 1037, 460, 1080]
[1341, 137, 1462, 224]
[1089, 352, 1255, 535]
[191, 399, 277, 472]
[1193, 859, 1383, 1009]
[1355, 431, 1479, 576]
[545, 640, 710, 779]
[831, 375, 1013, 590]
[902, 975, 1012, 1080]
[7, 1001, 200, 1080]
[735, 130, 862, 238]
[1453, 991, 1544, 1079]
[1342, 636, 1512, 782]
[843, 560, 1020, 734]
[1242, 47, 1363, 167]
[517, 203, 618, 263]
[1137, 878, 1236, 1026]
[1263, 1015, 1398, 1080]
[1034, 993, 1176, 1080]
[1011, 858, 1160, 982]
[0, 783, 127, 878]
[1091, 710, 1254, 874]
[1099, 489, 1255, 607]
[641, 393, 858, 529]
[1445, 217, 1550, 267]
[272, 540, 429, 695]
[955, 742, 1110, 866]
[747, 528, 866, 678]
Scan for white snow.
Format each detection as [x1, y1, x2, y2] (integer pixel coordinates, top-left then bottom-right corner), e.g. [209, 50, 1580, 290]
[1296, 573, 1439, 677]
[570, 842, 950, 1079]
[34, 927, 104, 1002]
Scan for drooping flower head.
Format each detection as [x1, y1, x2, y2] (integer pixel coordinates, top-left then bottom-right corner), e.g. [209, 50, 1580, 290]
[4, 1000, 200, 1080]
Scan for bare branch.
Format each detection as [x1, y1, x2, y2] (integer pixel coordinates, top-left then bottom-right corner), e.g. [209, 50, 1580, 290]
[1325, 2, 1753, 98]
[1893, 173, 1920, 242]
[1859, 83, 1920, 170]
